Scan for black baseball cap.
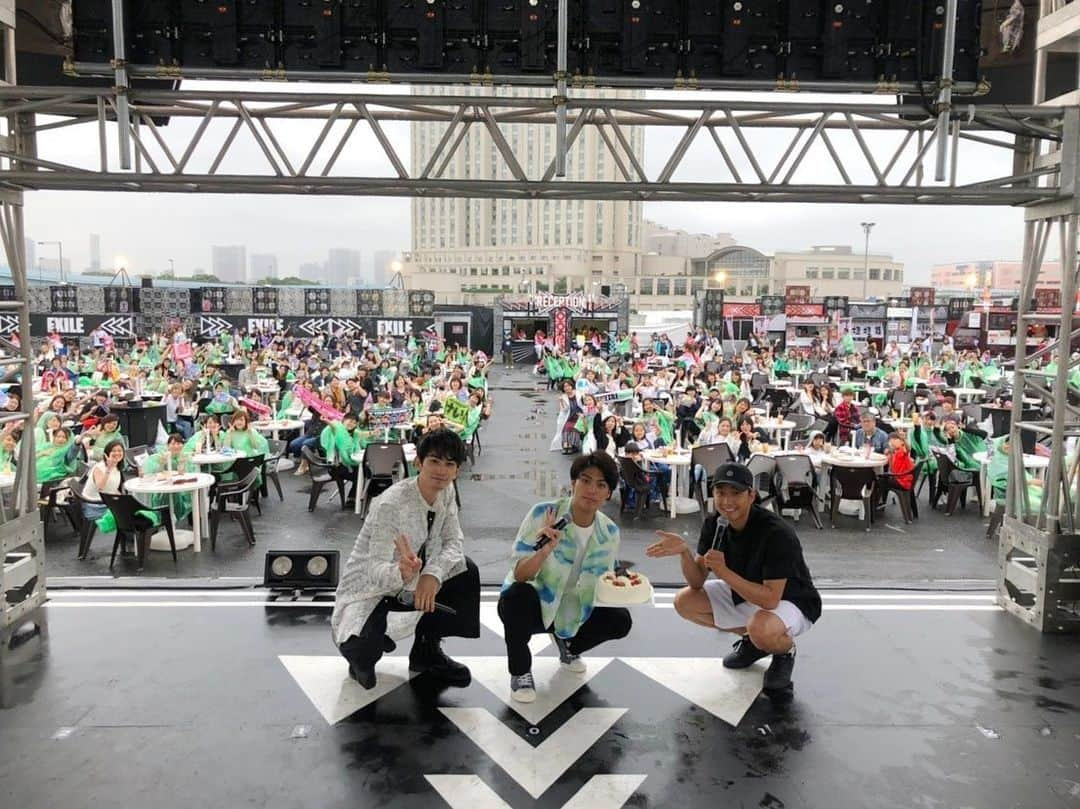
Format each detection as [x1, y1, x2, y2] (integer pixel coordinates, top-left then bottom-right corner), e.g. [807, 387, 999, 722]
[712, 463, 753, 492]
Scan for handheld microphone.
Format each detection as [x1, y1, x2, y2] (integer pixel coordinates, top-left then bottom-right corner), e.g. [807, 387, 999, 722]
[533, 517, 568, 551]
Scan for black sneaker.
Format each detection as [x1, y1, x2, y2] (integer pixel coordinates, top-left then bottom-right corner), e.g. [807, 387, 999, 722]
[722, 635, 770, 669]
[348, 661, 376, 690]
[763, 646, 796, 690]
[409, 640, 472, 687]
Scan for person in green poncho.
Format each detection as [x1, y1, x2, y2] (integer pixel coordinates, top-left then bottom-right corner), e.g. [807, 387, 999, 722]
[80, 413, 128, 463]
[0, 431, 18, 473]
[34, 413, 64, 451]
[36, 426, 77, 486]
[185, 413, 225, 455]
[222, 409, 270, 481]
[204, 382, 238, 416]
[141, 434, 196, 522]
[641, 397, 675, 446]
[937, 415, 987, 484]
[320, 412, 366, 507]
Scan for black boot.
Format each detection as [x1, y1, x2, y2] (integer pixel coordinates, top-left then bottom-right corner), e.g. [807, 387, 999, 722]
[409, 635, 471, 687]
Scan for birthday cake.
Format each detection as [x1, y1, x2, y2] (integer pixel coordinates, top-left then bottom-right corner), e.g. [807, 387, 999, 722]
[596, 570, 653, 605]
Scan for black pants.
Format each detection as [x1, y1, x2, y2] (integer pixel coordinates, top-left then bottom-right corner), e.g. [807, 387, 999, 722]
[329, 463, 358, 500]
[497, 581, 632, 676]
[338, 557, 481, 669]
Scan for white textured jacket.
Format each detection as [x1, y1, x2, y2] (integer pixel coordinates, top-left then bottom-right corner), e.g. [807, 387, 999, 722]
[331, 476, 466, 645]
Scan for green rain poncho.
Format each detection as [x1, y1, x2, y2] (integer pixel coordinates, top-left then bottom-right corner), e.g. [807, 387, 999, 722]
[87, 428, 127, 463]
[141, 449, 196, 521]
[987, 435, 1009, 499]
[36, 435, 76, 484]
[319, 421, 364, 466]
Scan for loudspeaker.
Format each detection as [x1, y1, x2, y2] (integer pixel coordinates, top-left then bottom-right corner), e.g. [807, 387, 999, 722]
[141, 277, 154, 289]
[700, 289, 724, 333]
[823, 295, 849, 316]
[600, 284, 611, 297]
[759, 295, 785, 316]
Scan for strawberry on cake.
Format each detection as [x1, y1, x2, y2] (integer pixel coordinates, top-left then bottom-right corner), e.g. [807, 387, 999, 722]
[596, 570, 653, 605]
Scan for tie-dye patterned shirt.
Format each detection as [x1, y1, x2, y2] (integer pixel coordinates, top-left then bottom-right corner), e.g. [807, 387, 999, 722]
[501, 498, 620, 639]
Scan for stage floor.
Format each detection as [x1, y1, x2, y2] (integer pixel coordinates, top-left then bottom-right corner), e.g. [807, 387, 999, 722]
[2, 589, 1079, 809]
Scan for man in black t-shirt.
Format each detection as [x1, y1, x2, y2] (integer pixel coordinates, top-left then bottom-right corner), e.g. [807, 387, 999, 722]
[646, 463, 821, 696]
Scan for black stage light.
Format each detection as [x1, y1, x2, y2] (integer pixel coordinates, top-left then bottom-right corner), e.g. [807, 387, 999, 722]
[264, 550, 340, 592]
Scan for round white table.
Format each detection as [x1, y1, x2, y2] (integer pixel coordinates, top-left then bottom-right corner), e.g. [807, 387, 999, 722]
[124, 472, 215, 553]
[821, 451, 888, 470]
[973, 450, 1050, 516]
[951, 387, 986, 404]
[767, 380, 793, 389]
[192, 450, 239, 467]
[642, 448, 697, 518]
[252, 419, 304, 440]
[351, 444, 417, 515]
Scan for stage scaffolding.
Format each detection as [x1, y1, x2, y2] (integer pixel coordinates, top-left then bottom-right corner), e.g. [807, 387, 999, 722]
[0, 0, 1075, 632]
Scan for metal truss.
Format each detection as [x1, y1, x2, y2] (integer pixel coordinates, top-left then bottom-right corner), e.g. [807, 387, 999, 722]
[0, 84, 1069, 205]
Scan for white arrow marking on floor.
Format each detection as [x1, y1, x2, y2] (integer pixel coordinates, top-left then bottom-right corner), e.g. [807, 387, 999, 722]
[440, 706, 627, 799]
[460, 656, 613, 725]
[424, 773, 647, 809]
[619, 657, 764, 727]
[278, 655, 415, 725]
[479, 601, 552, 655]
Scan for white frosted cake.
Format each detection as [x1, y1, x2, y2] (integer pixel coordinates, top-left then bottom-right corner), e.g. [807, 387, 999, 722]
[596, 570, 653, 605]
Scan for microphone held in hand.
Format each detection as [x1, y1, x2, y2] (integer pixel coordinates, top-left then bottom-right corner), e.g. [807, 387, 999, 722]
[533, 517, 568, 551]
[395, 590, 457, 615]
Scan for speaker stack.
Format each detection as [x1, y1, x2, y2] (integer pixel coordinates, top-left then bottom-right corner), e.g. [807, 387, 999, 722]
[759, 295, 786, 316]
[358, 289, 384, 317]
[305, 288, 332, 315]
[408, 290, 435, 317]
[700, 289, 724, 333]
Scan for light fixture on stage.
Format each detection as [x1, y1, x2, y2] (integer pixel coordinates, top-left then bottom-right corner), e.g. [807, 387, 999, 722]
[263, 550, 339, 593]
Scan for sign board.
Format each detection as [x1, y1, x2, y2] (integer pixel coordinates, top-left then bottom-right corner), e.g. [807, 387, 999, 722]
[784, 285, 811, 305]
[442, 396, 471, 426]
[104, 286, 137, 314]
[31, 314, 137, 338]
[367, 406, 412, 430]
[195, 315, 435, 340]
[909, 287, 935, 307]
[1034, 288, 1061, 311]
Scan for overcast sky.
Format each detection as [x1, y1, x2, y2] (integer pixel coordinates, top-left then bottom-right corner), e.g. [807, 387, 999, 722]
[21, 82, 1036, 283]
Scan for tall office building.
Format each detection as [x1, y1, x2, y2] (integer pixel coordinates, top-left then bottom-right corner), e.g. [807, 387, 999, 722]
[249, 253, 279, 282]
[89, 234, 101, 272]
[402, 85, 644, 303]
[211, 245, 246, 283]
[327, 248, 363, 286]
[372, 250, 396, 287]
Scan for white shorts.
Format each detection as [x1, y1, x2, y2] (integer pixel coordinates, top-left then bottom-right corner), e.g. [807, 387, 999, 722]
[703, 579, 813, 638]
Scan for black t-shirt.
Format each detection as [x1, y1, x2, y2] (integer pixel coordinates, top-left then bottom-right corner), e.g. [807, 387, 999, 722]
[697, 505, 821, 623]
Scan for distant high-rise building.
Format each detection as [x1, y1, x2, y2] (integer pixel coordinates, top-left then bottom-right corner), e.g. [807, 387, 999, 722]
[211, 245, 246, 283]
[298, 261, 325, 281]
[327, 248, 363, 286]
[373, 250, 396, 287]
[24, 238, 35, 274]
[89, 234, 101, 272]
[402, 85, 644, 304]
[249, 253, 279, 282]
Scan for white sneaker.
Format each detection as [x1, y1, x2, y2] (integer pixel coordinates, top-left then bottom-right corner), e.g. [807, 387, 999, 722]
[553, 635, 587, 674]
[510, 672, 536, 703]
